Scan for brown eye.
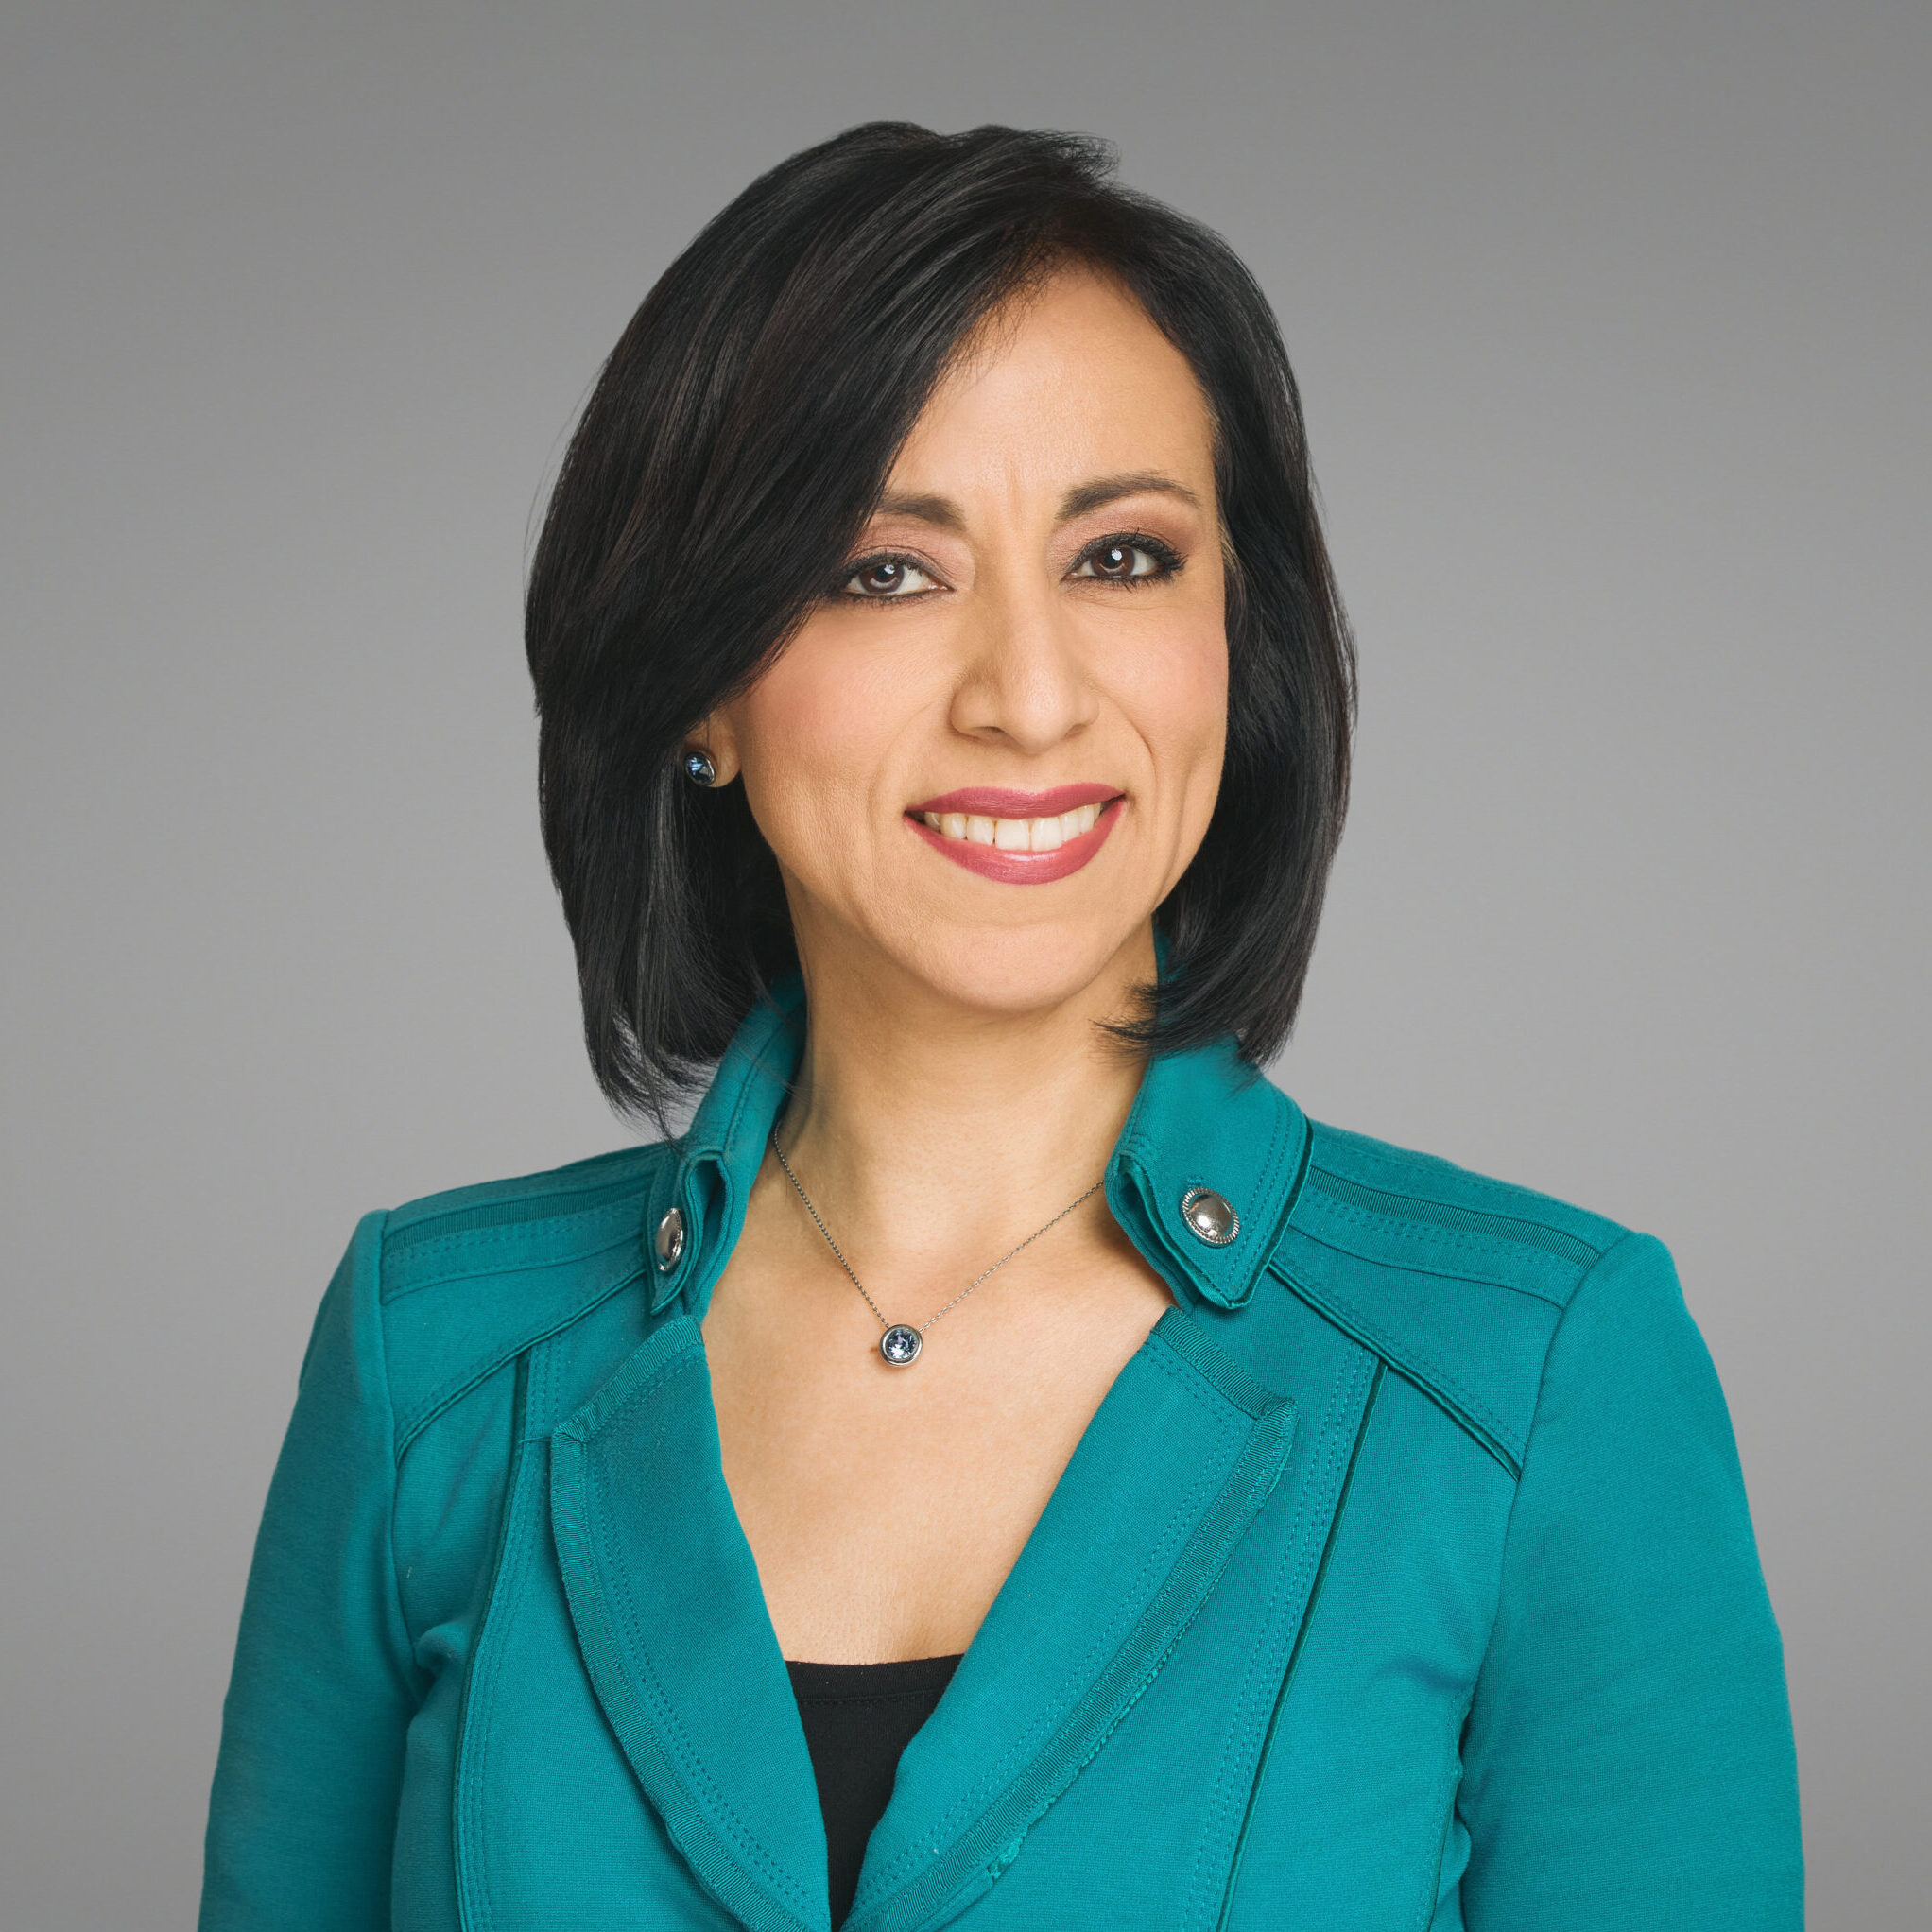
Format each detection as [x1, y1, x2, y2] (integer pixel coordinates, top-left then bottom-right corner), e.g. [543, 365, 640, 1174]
[839, 556, 940, 598]
[1071, 536, 1180, 583]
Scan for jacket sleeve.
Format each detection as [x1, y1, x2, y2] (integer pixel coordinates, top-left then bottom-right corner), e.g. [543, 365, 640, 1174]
[199, 1211, 423, 1931]
[1457, 1231, 1803, 1930]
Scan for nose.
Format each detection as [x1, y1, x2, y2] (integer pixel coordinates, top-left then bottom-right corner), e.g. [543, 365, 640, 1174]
[947, 565, 1099, 754]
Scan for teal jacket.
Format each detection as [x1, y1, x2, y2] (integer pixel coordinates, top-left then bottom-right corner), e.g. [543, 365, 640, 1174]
[200, 975, 1802, 1930]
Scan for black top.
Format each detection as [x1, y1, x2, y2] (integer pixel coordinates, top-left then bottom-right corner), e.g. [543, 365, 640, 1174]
[785, 1653, 965, 1926]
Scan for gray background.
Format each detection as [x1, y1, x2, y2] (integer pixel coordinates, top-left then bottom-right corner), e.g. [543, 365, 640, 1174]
[3, 3, 1925, 1924]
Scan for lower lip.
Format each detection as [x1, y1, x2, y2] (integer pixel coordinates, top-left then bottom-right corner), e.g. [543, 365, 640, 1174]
[906, 799, 1124, 884]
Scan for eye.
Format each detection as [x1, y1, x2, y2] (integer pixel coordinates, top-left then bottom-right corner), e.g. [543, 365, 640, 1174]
[1070, 534, 1182, 583]
[838, 555, 943, 599]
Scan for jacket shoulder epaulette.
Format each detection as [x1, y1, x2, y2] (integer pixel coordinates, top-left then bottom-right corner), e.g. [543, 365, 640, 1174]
[373, 1139, 674, 1454]
[1270, 1120, 1638, 1475]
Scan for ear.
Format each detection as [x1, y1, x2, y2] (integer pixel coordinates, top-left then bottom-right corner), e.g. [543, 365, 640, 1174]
[683, 707, 741, 787]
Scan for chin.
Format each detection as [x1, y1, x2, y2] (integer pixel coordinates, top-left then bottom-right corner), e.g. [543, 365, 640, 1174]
[893, 920, 1151, 1022]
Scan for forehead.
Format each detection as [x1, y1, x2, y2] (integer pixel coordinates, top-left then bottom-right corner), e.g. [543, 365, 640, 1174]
[885, 266, 1216, 498]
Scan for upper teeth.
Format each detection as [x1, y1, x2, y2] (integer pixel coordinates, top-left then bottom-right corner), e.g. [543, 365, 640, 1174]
[922, 802, 1106, 851]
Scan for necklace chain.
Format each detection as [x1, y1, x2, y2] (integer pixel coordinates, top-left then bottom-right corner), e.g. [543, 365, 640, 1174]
[768, 1122, 1106, 1343]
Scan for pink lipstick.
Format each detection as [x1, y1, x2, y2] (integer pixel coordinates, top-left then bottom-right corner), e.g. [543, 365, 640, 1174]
[904, 784, 1125, 885]
[906, 781, 1120, 818]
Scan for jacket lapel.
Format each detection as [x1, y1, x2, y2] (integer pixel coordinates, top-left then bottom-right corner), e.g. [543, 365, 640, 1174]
[549, 1315, 831, 1932]
[844, 1307, 1296, 1932]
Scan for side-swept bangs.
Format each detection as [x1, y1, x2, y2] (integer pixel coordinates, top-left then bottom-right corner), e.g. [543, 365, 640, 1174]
[526, 120, 1354, 1128]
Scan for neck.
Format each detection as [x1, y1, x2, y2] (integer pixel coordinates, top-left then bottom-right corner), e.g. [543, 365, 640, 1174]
[775, 926, 1157, 1268]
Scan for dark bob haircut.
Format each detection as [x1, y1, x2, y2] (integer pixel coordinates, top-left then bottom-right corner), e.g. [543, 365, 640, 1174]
[526, 121, 1354, 1129]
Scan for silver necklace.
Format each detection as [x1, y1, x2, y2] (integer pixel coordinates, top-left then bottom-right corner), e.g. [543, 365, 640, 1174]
[768, 1122, 1105, 1366]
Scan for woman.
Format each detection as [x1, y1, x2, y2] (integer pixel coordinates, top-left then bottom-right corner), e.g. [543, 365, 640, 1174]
[199, 123, 1803, 1930]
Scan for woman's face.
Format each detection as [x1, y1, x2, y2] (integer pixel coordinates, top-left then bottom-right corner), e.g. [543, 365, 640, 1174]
[706, 265, 1228, 1021]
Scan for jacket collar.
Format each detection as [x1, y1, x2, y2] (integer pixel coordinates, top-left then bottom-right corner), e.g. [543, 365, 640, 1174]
[643, 965, 1313, 1320]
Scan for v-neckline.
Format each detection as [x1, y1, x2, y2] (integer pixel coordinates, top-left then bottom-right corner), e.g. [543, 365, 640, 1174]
[549, 1299, 1297, 1932]
[541, 969, 1336, 1929]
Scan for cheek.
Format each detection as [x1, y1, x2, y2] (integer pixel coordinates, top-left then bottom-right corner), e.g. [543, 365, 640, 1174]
[1117, 606, 1230, 791]
[733, 625, 920, 839]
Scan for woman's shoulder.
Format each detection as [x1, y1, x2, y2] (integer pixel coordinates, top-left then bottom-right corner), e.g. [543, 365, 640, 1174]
[345, 1137, 678, 1450]
[327, 1112, 1695, 1482]
[378, 1136, 674, 1271]
[1277, 1113, 1690, 1476]
[1294, 1114, 1634, 1276]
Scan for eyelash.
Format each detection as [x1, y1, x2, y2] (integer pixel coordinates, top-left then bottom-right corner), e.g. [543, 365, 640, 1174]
[1072, 531, 1185, 584]
[832, 531, 1186, 601]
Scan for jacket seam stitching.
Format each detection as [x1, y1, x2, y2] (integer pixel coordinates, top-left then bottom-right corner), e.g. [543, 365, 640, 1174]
[382, 1228, 641, 1303]
[1296, 1193, 1596, 1282]
[454, 1346, 540, 1932]
[1147, 1315, 1282, 1421]
[368, 1209, 416, 1687]
[382, 1198, 649, 1273]
[1303, 1166, 1605, 1265]
[1281, 1223, 1576, 1309]
[1464, 1227, 1652, 1687]
[382, 1150, 668, 1244]
[1178, 1341, 1354, 1928]
[571, 1333, 705, 1440]
[1267, 1254, 1530, 1466]
[582, 1438, 819, 1919]
[1304, 1129, 1617, 1233]
[1213, 1354, 1382, 1930]
[393, 1264, 645, 1460]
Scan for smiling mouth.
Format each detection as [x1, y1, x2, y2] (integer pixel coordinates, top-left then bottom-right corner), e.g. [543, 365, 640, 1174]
[916, 800, 1108, 853]
[902, 785, 1126, 884]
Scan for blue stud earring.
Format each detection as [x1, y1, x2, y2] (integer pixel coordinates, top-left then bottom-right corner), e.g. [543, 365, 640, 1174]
[683, 749, 717, 787]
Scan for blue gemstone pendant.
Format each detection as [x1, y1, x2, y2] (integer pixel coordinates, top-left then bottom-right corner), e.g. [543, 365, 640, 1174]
[879, 1324, 923, 1366]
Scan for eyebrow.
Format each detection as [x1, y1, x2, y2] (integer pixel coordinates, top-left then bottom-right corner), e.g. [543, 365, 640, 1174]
[872, 471, 1201, 534]
[1057, 472, 1201, 521]
[874, 490, 966, 532]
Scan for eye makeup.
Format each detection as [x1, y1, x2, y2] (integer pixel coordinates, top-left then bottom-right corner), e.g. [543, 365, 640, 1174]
[828, 528, 1186, 602]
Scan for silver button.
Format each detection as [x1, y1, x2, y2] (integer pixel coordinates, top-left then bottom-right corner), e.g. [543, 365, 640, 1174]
[1180, 1186, 1239, 1246]
[653, 1205, 686, 1272]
